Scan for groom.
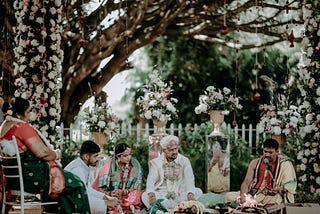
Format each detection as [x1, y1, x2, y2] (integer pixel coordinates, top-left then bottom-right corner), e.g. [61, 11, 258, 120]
[142, 135, 203, 211]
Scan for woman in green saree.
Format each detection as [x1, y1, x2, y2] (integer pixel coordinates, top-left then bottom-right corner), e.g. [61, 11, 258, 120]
[0, 97, 91, 214]
[92, 143, 144, 214]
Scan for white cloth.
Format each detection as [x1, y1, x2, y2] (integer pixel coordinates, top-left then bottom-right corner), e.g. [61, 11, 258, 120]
[65, 157, 106, 214]
[142, 153, 203, 210]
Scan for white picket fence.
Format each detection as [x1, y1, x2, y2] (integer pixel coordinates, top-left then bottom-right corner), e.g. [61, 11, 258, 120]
[63, 122, 264, 148]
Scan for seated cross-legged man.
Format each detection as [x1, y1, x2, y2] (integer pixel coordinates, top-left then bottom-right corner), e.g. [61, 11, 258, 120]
[238, 138, 297, 205]
[141, 135, 203, 213]
[224, 138, 297, 207]
[65, 140, 119, 214]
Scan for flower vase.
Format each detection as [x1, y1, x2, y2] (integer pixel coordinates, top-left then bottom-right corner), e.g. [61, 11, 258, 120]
[271, 134, 286, 154]
[153, 120, 167, 135]
[209, 110, 225, 136]
[92, 132, 108, 149]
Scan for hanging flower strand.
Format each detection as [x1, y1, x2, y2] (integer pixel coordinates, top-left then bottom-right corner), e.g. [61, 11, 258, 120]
[79, 3, 87, 47]
[13, 0, 63, 142]
[222, 0, 228, 35]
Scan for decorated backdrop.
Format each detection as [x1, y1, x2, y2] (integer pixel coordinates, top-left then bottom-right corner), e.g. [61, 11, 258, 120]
[13, 0, 63, 143]
[296, 1, 320, 194]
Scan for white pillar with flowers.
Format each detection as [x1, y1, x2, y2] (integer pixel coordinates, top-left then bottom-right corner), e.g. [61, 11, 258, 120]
[195, 86, 242, 193]
[136, 71, 178, 160]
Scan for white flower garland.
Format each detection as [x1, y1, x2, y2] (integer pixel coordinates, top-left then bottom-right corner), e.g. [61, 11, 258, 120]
[163, 162, 181, 200]
[13, 0, 63, 143]
[296, 1, 320, 194]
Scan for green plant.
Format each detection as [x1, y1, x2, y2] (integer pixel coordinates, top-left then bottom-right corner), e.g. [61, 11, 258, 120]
[60, 138, 82, 167]
[295, 191, 320, 203]
[179, 123, 210, 190]
[229, 132, 254, 191]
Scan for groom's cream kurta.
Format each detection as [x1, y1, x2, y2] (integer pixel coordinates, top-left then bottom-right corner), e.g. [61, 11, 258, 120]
[142, 153, 203, 209]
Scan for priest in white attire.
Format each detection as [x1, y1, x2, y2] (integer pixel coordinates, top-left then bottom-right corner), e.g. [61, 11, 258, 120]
[142, 135, 203, 212]
[65, 140, 118, 214]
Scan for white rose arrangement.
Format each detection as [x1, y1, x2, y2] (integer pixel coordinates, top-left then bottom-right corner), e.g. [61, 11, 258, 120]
[136, 71, 178, 122]
[195, 86, 242, 115]
[78, 102, 118, 135]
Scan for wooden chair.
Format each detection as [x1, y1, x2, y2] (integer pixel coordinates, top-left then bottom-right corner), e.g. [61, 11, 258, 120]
[0, 136, 58, 214]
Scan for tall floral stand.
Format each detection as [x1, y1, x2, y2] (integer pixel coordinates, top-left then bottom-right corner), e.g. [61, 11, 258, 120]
[206, 110, 230, 193]
[148, 120, 168, 160]
[271, 134, 286, 155]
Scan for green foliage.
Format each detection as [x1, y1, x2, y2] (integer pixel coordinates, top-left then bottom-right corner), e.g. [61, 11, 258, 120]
[179, 123, 212, 190]
[60, 138, 82, 167]
[295, 191, 320, 203]
[229, 133, 255, 191]
[146, 37, 236, 126]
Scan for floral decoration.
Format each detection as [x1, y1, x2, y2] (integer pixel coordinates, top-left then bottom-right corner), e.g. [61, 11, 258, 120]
[136, 71, 178, 122]
[194, 86, 242, 115]
[172, 201, 205, 214]
[237, 193, 257, 208]
[257, 103, 301, 136]
[163, 162, 181, 200]
[78, 102, 118, 135]
[13, 0, 63, 143]
[294, 1, 320, 194]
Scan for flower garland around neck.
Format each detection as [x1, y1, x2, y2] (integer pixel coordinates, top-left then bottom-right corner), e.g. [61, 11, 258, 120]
[163, 162, 181, 200]
[117, 161, 130, 190]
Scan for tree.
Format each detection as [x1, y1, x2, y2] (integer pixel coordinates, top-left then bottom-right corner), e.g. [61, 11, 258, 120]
[143, 37, 300, 126]
[0, 0, 303, 127]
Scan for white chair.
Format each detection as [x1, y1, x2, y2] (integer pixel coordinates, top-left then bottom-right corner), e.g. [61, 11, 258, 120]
[0, 136, 58, 214]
